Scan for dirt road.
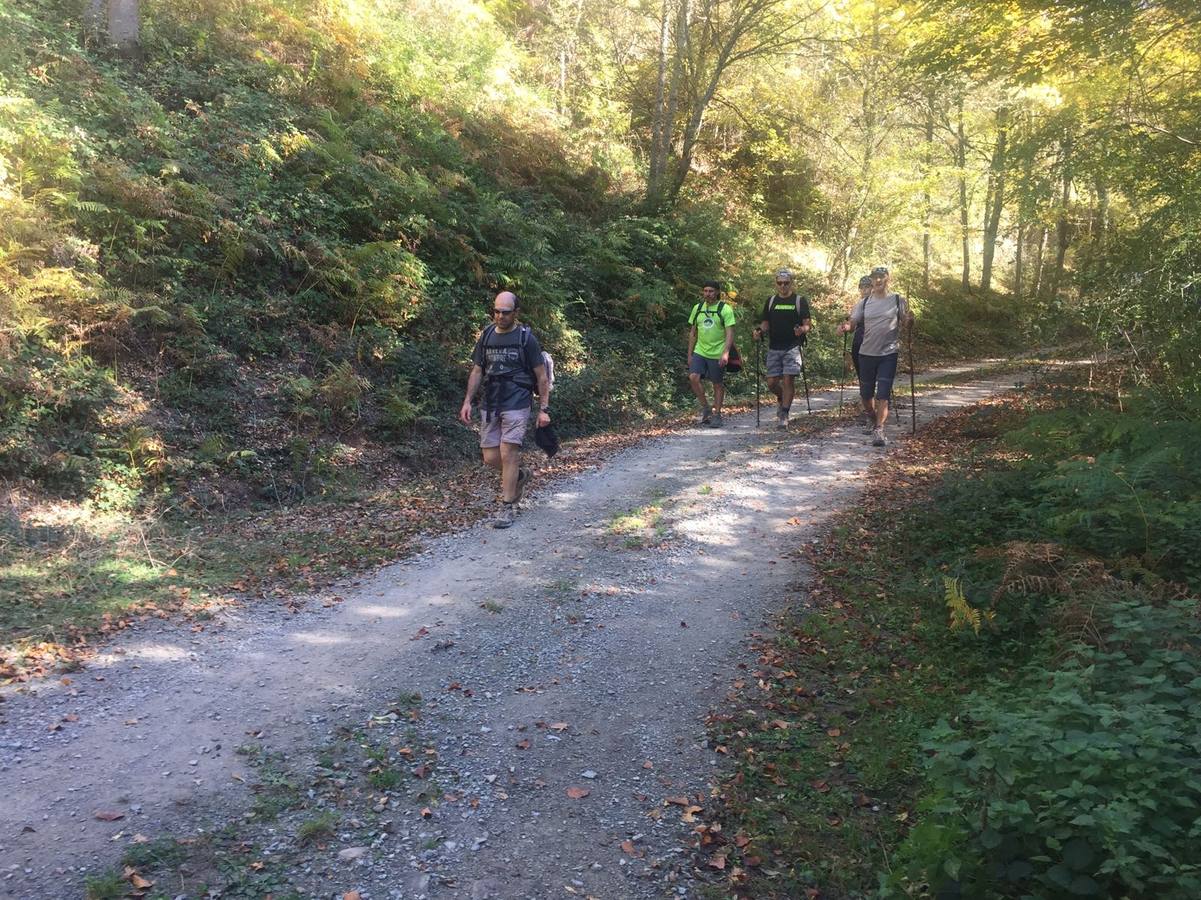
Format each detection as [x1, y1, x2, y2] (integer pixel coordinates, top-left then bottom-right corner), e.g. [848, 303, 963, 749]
[0, 367, 1023, 899]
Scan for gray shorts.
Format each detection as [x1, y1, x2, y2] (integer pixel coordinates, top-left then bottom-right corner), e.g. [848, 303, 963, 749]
[765, 347, 803, 377]
[689, 353, 724, 384]
[479, 409, 529, 448]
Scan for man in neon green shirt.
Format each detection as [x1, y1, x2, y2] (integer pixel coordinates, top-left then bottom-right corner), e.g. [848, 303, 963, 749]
[687, 280, 736, 428]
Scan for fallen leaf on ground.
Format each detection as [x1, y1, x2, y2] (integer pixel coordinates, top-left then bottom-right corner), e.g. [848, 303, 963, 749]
[94, 810, 125, 821]
[515, 739, 531, 750]
[565, 787, 590, 799]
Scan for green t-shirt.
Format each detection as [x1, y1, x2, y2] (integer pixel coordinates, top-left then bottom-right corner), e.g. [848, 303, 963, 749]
[689, 302, 736, 360]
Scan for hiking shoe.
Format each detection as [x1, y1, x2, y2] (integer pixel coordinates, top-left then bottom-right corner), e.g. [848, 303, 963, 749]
[489, 501, 517, 529]
[872, 428, 887, 447]
[515, 467, 530, 502]
[776, 408, 788, 430]
[709, 412, 724, 428]
[696, 404, 712, 426]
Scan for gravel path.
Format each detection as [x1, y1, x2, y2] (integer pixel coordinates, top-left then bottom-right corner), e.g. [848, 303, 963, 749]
[0, 367, 1023, 899]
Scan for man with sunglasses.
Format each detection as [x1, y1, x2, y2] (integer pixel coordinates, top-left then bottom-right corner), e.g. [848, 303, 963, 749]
[459, 291, 551, 528]
[752, 269, 812, 429]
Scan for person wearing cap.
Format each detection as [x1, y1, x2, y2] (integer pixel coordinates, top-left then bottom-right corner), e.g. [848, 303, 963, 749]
[849, 275, 871, 424]
[850, 275, 871, 379]
[459, 291, 551, 528]
[687, 280, 736, 427]
[838, 266, 913, 447]
[753, 269, 812, 429]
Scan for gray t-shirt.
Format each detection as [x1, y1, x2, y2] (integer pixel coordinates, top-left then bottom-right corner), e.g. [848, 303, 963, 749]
[849, 293, 909, 356]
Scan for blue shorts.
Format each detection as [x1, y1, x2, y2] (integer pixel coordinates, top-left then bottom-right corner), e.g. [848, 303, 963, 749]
[689, 353, 724, 384]
[859, 353, 898, 402]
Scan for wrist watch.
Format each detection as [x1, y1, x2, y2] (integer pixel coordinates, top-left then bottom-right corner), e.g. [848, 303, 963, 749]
[541, 406, 551, 413]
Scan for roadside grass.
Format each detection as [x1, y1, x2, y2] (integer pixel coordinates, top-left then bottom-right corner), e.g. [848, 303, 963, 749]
[0, 405, 715, 682]
[702, 369, 1201, 897]
[606, 492, 670, 549]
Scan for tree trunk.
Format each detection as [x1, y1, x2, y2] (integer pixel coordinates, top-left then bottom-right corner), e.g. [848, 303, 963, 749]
[1048, 137, 1073, 300]
[980, 106, 1009, 293]
[922, 93, 934, 294]
[647, 0, 674, 205]
[86, 0, 140, 55]
[1014, 222, 1025, 301]
[1032, 227, 1047, 300]
[957, 97, 970, 291]
[655, 0, 691, 204]
[108, 0, 140, 54]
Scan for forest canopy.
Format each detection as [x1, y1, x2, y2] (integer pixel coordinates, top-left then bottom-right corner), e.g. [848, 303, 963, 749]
[1, 0, 1198, 506]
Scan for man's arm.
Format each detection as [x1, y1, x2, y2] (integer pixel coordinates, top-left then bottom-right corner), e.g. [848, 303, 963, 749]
[687, 325, 697, 361]
[459, 364, 483, 424]
[720, 325, 734, 366]
[533, 365, 550, 427]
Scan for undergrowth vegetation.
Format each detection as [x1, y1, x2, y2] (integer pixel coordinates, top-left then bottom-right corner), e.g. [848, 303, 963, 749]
[707, 369, 1201, 899]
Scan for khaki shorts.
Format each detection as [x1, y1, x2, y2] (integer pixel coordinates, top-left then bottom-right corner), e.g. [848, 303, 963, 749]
[480, 409, 530, 448]
[765, 347, 803, 377]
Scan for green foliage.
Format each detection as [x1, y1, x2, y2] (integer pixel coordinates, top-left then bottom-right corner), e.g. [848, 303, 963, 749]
[891, 594, 1201, 899]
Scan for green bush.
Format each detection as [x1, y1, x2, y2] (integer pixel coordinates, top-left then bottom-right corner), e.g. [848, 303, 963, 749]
[889, 594, 1201, 899]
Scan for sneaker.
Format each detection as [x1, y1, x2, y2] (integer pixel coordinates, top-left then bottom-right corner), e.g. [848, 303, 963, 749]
[696, 404, 712, 426]
[776, 408, 788, 430]
[872, 428, 887, 447]
[709, 411, 724, 428]
[515, 467, 530, 502]
[489, 501, 517, 529]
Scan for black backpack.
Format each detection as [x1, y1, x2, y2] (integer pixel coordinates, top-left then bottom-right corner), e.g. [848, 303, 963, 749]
[479, 324, 554, 411]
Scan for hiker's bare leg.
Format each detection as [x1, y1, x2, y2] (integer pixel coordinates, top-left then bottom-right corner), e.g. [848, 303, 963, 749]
[499, 442, 521, 503]
[766, 375, 782, 403]
[689, 373, 709, 409]
[780, 374, 795, 409]
[482, 447, 501, 471]
[861, 396, 875, 419]
[713, 382, 725, 413]
[875, 399, 890, 429]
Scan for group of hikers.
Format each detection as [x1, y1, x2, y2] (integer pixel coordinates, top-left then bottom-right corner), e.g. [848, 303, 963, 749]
[459, 268, 913, 528]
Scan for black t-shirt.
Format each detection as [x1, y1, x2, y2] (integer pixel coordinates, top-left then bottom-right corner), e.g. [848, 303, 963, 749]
[472, 325, 544, 412]
[759, 294, 812, 351]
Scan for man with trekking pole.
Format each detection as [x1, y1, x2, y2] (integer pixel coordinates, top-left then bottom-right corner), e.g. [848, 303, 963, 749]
[837, 266, 913, 447]
[752, 269, 812, 430]
[460, 291, 551, 529]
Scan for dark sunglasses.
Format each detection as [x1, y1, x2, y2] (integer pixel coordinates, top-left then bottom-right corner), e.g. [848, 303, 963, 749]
[775, 280, 792, 286]
[492, 307, 515, 315]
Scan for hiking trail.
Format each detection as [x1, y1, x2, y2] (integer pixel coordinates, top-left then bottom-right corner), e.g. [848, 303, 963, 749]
[1, 363, 1032, 899]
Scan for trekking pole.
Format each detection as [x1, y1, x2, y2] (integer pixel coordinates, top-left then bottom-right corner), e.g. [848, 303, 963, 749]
[906, 320, 917, 435]
[838, 330, 848, 414]
[754, 334, 761, 428]
[800, 343, 811, 414]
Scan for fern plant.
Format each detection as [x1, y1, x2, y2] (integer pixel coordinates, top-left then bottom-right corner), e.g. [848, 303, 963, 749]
[945, 576, 995, 636]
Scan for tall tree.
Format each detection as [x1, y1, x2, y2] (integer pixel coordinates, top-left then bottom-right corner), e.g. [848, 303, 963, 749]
[979, 104, 1008, 292]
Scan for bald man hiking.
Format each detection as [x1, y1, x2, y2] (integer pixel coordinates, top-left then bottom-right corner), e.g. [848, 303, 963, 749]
[460, 291, 551, 528]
